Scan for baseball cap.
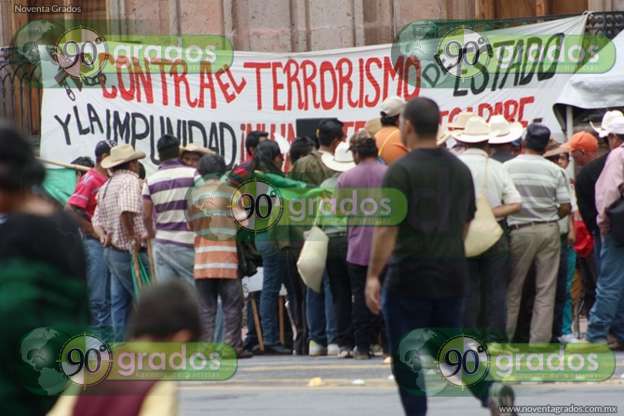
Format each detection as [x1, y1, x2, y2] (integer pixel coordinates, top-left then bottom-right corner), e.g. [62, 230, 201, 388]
[380, 96, 405, 117]
[562, 131, 598, 153]
[94, 140, 114, 159]
[524, 123, 551, 151]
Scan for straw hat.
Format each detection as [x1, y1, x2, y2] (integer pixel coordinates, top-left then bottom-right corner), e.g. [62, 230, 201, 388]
[364, 118, 382, 137]
[179, 143, 214, 155]
[448, 111, 476, 129]
[488, 115, 525, 144]
[436, 127, 451, 147]
[590, 110, 624, 138]
[454, 116, 491, 143]
[321, 142, 355, 172]
[101, 144, 145, 169]
[543, 139, 568, 158]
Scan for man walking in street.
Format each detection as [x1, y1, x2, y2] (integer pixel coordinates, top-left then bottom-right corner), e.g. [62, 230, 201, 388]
[93, 144, 149, 341]
[143, 134, 197, 286]
[504, 124, 571, 344]
[366, 97, 515, 415]
[586, 117, 624, 349]
[66, 140, 113, 338]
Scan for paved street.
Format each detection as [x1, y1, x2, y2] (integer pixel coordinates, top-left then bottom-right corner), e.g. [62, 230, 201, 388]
[180, 354, 624, 415]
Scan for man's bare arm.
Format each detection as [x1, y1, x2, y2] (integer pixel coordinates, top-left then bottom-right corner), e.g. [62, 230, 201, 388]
[365, 226, 398, 314]
[65, 205, 96, 238]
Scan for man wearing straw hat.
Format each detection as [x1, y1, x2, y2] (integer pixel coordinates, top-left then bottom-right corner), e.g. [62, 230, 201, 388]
[67, 140, 114, 338]
[455, 116, 522, 343]
[93, 143, 149, 341]
[179, 143, 214, 168]
[488, 115, 524, 163]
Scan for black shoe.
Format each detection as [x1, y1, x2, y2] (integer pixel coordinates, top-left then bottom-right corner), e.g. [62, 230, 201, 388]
[488, 383, 517, 416]
[253, 344, 292, 355]
[237, 349, 254, 359]
[353, 347, 372, 360]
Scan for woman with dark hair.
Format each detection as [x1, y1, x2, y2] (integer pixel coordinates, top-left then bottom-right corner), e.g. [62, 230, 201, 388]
[250, 140, 315, 354]
[0, 124, 88, 415]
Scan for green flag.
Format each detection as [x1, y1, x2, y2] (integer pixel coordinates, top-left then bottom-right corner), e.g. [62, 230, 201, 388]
[42, 168, 77, 206]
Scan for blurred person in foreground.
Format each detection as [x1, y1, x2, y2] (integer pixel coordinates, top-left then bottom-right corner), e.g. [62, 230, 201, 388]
[0, 124, 88, 415]
[187, 153, 251, 358]
[66, 140, 114, 339]
[48, 281, 201, 416]
[366, 98, 516, 415]
[93, 144, 149, 341]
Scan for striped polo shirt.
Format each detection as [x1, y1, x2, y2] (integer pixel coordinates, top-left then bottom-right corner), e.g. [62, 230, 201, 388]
[143, 159, 196, 247]
[504, 154, 571, 226]
[187, 178, 238, 279]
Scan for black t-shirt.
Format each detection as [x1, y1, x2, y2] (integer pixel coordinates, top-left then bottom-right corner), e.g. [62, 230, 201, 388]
[576, 153, 609, 235]
[382, 148, 476, 298]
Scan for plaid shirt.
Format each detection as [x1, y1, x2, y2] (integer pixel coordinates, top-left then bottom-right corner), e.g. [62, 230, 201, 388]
[93, 170, 147, 250]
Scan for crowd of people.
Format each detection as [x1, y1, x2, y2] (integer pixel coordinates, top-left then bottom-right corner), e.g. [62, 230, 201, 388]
[2, 94, 624, 416]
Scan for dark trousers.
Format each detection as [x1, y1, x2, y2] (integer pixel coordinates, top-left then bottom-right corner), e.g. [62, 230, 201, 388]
[382, 286, 490, 416]
[281, 246, 307, 355]
[347, 263, 375, 352]
[326, 235, 354, 349]
[552, 237, 569, 340]
[196, 278, 243, 350]
[463, 235, 509, 343]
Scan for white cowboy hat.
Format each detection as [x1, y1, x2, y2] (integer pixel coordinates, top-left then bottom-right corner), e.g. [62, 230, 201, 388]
[590, 110, 624, 138]
[606, 116, 624, 135]
[321, 141, 355, 172]
[436, 127, 451, 147]
[448, 111, 476, 129]
[179, 143, 214, 155]
[488, 115, 525, 144]
[455, 116, 491, 143]
[101, 144, 145, 169]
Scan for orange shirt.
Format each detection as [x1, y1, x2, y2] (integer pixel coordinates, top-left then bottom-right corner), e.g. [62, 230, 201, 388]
[375, 126, 408, 165]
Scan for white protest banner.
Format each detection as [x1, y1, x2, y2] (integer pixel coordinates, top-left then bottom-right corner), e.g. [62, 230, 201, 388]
[40, 15, 587, 172]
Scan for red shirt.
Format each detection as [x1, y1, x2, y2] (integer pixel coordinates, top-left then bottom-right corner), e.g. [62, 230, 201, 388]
[67, 168, 108, 221]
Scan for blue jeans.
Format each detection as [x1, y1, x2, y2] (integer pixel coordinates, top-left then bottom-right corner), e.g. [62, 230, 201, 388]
[382, 284, 489, 415]
[104, 248, 149, 341]
[586, 234, 624, 342]
[153, 241, 195, 287]
[306, 271, 337, 346]
[593, 230, 602, 277]
[84, 237, 112, 337]
[561, 245, 577, 336]
[256, 236, 283, 346]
